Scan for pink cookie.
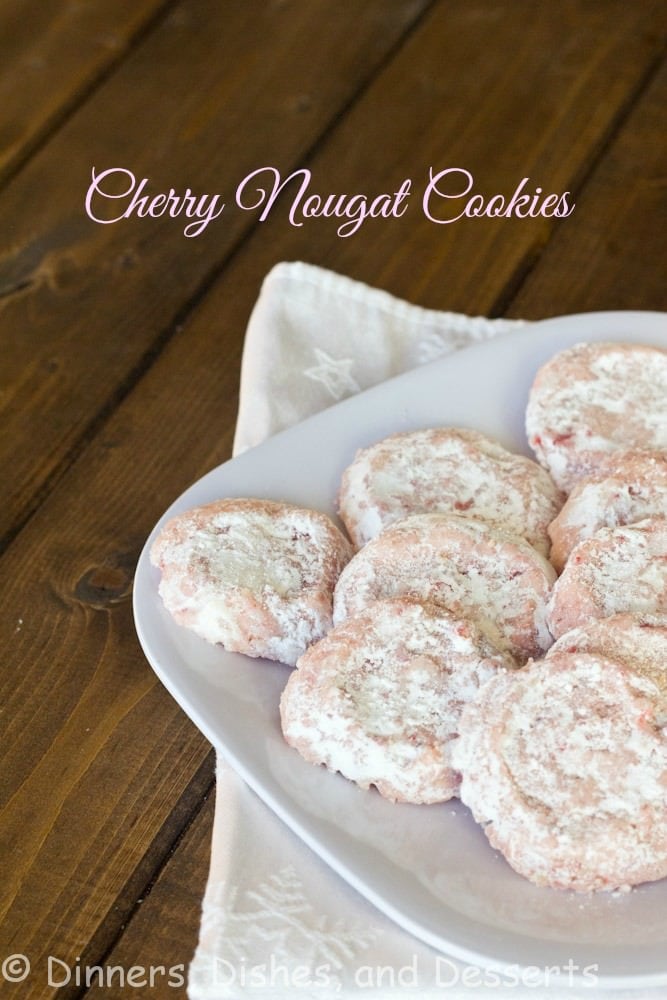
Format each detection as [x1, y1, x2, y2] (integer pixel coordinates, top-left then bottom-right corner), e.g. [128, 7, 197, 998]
[548, 612, 667, 694]
[547, 516, 667, 639]
[280, 598, 513, 804]
[526, 342, 667, 492]
[333, 513, 555, 662]
[150, 498, 353, 665]
[453, 652, 667, 892]
[548, 465, 667, 572]
[338, 426, 563, 555]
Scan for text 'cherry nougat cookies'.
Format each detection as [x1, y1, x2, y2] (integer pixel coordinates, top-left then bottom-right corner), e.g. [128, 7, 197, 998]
[150, 498, 353, 665]
[280, 599, 514, 804]
[338, 427, 563, 555]
[547, 516, 667, 639]
[526, 342, 667, 492]
[452, 652, 667, 892]
[548, 460, 667, 572]
[333, 513, 555, 663]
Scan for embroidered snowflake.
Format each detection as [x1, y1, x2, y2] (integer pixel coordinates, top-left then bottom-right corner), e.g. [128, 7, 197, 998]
[201, 865, 379, 987]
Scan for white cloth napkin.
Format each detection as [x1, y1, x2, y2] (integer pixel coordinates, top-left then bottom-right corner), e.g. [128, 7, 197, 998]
[232, 262, 523, 455]
[188, 263, 654, 1000]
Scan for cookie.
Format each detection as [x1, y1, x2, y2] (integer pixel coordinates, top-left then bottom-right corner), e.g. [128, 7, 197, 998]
[338, 427, 563, 554]
[333, 513, 555, 662]
[280, 598, 513, 803]
[548, 468, 667, 572]
[547, 516, 667, 639]
[453, 651, 667, 892]
[548, 612, 667, 697]
[526, 342, 667, 492]
[150, 498, 353, 665]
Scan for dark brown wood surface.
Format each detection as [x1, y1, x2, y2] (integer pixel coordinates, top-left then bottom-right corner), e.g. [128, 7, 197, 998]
[0, 0, 173, 185]
[0, 2, 665, 998]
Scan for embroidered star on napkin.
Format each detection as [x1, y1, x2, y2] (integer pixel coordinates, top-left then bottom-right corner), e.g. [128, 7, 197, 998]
[303, 347, 361, 400]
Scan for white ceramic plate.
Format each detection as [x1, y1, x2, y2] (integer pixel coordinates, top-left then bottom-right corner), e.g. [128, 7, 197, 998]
[134, 311, 667, 988]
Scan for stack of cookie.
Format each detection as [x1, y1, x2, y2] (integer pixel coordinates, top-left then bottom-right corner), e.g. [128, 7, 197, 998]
[150, 340, 667, 894]
[456, 342, 667, 892]
[282, 428, 560, 808]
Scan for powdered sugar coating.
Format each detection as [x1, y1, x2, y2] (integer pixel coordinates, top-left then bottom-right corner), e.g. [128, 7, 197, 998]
[548, 613, 667, 711]
[150, 498, 353, 665]
[453, 652, 667, 892]
[280, 599, 514, 803]
[548, 468, 667, 572]
[584, 451, 667, 483]
[333, 513, 556, 662]
[338, 427, 563, 554]
[547, 517, 667, 639]
[526, 342, 667, 492]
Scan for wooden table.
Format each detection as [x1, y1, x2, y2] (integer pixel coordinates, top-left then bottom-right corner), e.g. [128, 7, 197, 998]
[1, 2, 665, 997]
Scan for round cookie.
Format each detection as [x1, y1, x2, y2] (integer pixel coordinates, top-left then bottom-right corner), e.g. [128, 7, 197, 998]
[150, 498, 353, 665]
[280, 598, 514, 804]
[338, 426, 563, 554]
[548, 468, 667, 572]
[333, 513, 556, 662]
[452, 651, 667, 892]
[526, 342, 667, 492]
[548, 612, 667, 698]
[547, 516, 667, 639]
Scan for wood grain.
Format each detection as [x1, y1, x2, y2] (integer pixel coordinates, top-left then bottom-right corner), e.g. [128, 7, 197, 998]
[84, 797, 214, 1000]
[0, 0, 432, 548]
[0, 0, 174, 185]
[507, 59, 667, 316]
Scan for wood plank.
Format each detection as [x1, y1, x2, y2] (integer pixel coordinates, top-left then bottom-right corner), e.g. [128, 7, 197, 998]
[83, 56, 667, 1000]
[0, 0, 432, 548]
[84, 797, 214, 1000]
[506, 62, 667, 316]
[1, 3, 665, 995]
[0, 0, 173, 185]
